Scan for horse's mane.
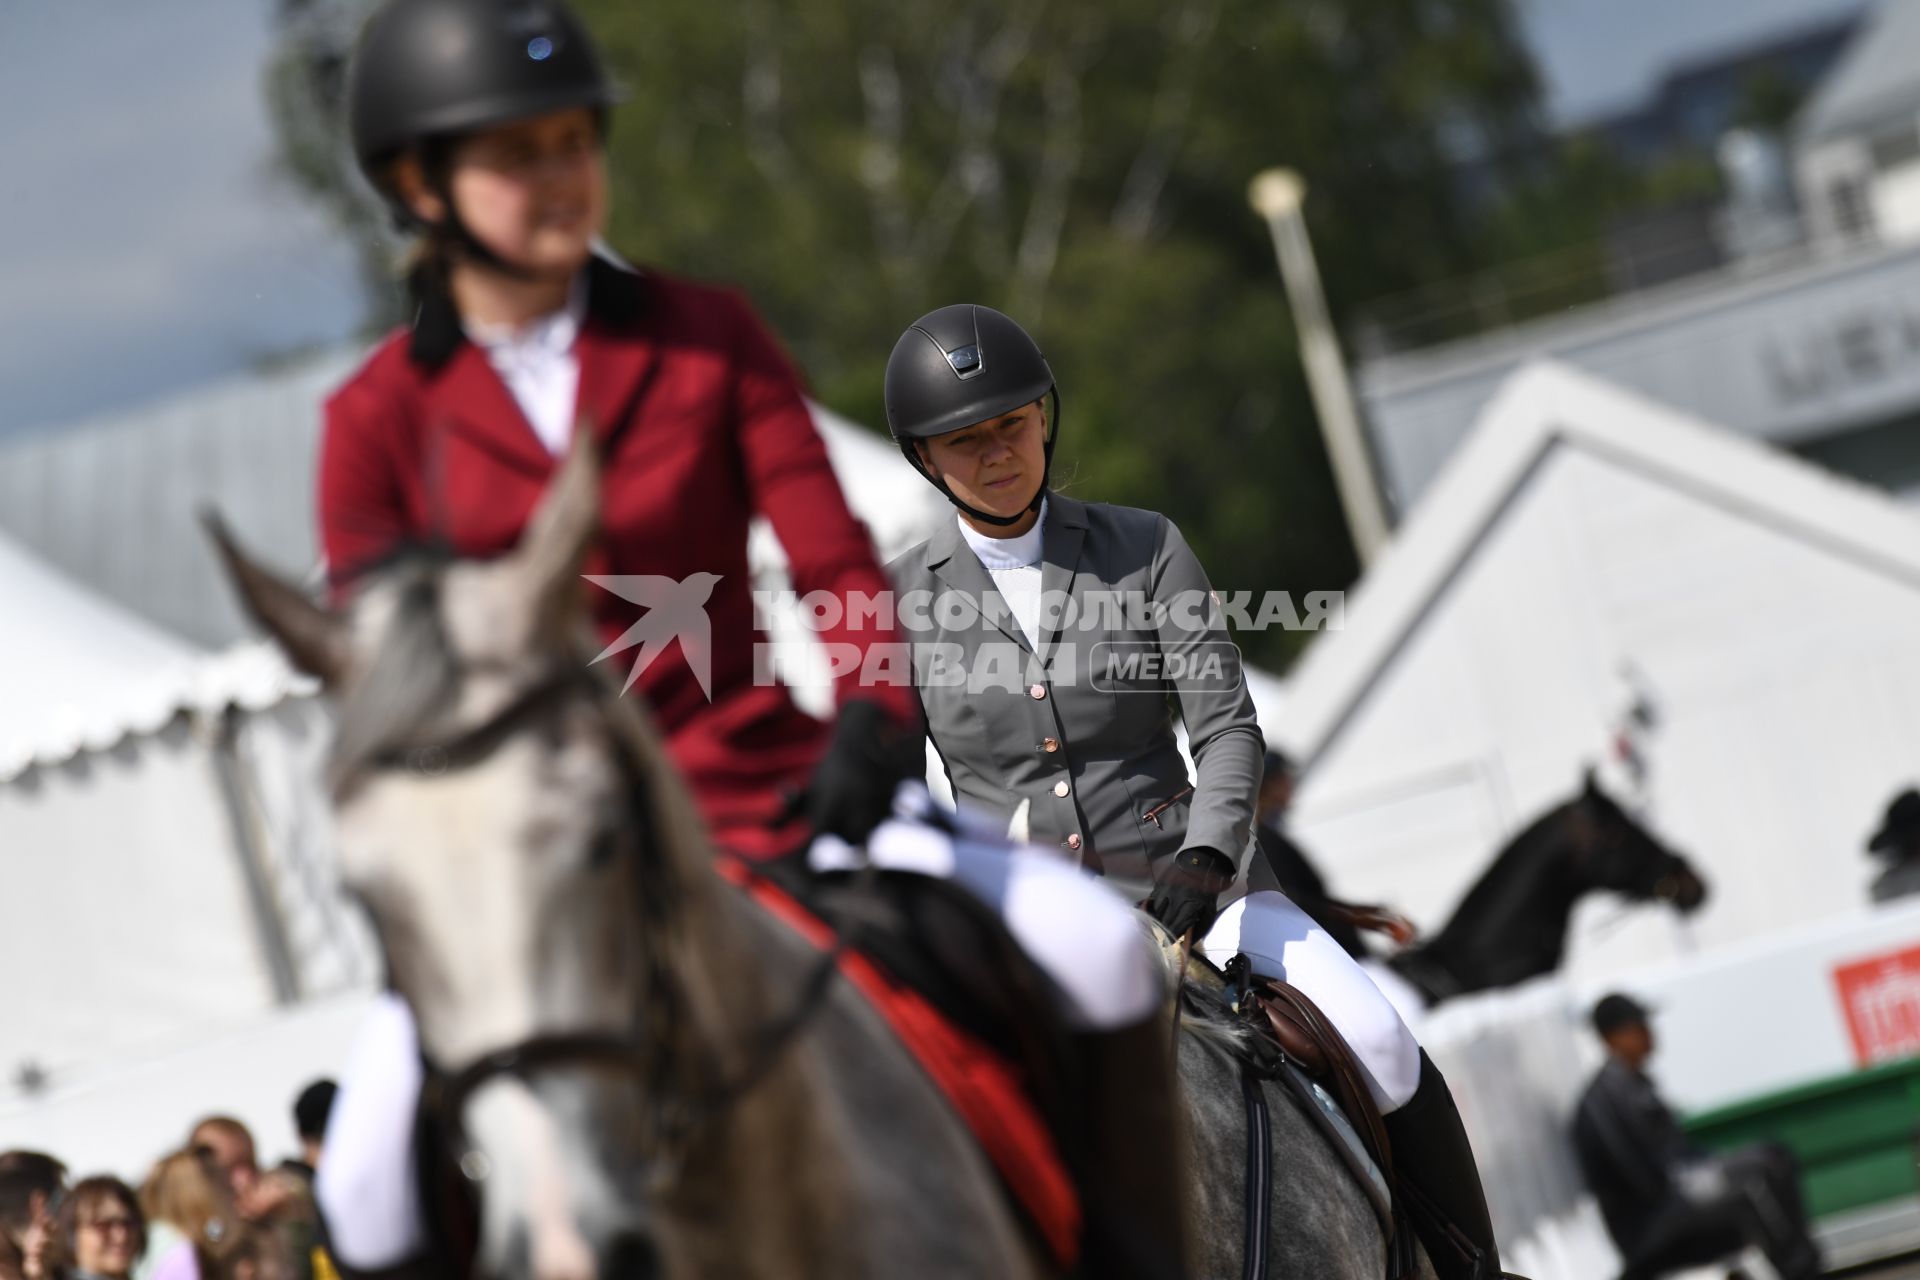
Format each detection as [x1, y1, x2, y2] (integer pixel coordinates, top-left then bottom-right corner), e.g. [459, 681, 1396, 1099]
[1429, 796, 1578, 942]
[1176, 978, 1262, 1061]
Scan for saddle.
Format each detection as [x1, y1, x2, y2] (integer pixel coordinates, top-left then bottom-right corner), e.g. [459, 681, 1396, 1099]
[1148, 919, 1415, 1273]
[1231, 961, 1396, 1191]
[753, 858, 1086, 1269]
[1148, 921, 1395, 1200]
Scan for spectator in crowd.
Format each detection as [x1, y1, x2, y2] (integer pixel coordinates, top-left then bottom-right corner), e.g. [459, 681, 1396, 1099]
[182, 1124, 255, 1216]
[0, 1151, 67, 1280]
[185, 1120, 312, 1280]
[278, 1085, 338, 1280]
[58, 1179, 142, 1280]
[1571, 993, 1823, 1280]
[186, 1121, 308, 1243]
[1247, 749, 1416, 961]
[288, 1084, 337, 1180]
[1247, 749, 1368, 956]
[140, 1150, 285, 1280]
[1868, 787, 1920, 903]
[138, 1150, 223, 1280]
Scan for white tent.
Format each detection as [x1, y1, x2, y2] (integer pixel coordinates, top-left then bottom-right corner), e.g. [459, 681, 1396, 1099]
[0, 531, 358, 1119]
[1282, 360, 1920, 978]
[0, 532, 205, 779]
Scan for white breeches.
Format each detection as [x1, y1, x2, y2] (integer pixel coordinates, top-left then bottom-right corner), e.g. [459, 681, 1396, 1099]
[315, 992, 427, 1271]
[1199, 890, 1424, 1112]
[319, 803, 1163, 1269]
[807, 797, 1167, 1032]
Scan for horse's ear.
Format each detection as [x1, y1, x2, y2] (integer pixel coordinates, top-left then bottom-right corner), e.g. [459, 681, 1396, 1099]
[511, 425, 600, 638]
[203, 510, 350, 685]
[1582, 763, 1600, 797]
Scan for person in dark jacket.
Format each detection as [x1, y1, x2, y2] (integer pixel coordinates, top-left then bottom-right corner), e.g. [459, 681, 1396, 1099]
[1868, 788, 1920, 903]
[1246, 750, 1416, 961]
[1571, 994, 1822, 1280]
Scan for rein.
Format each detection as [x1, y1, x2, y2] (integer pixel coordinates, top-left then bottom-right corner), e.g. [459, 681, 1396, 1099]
[381, 664, 848, 1199]
[428, 931, 845, 1190]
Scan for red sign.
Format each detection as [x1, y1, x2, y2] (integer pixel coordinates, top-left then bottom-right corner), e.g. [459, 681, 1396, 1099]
[1835, 945, 1920, 1066]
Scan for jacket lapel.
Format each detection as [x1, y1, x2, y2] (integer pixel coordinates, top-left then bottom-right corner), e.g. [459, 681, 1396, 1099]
[1037, 494, 1088, 670]
[925, 519, 1033, 656]
[415, 256, 660, 479]
[431, 344, 555, 478]
[575, 257, 660, 454]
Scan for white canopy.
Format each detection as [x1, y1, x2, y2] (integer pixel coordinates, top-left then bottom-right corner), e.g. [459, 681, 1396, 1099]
[0, 531, 205, 778]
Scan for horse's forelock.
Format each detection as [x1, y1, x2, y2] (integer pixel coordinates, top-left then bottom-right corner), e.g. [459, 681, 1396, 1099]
[328, 559, 463, 788]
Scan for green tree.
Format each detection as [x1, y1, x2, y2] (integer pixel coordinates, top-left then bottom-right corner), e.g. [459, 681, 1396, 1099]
[269, 0, 1543, 667]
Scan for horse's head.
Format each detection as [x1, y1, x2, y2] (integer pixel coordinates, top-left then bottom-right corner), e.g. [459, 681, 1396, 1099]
[1567, 769, 1708, 915]
[211, 444, 700, 1280]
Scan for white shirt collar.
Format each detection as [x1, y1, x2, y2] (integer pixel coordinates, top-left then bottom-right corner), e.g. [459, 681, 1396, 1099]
[958, 497, 1047, 571]
[464, 271, 588, 358]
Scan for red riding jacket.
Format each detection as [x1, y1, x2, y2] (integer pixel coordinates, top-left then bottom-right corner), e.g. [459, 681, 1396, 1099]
[317, 256, 913, 857]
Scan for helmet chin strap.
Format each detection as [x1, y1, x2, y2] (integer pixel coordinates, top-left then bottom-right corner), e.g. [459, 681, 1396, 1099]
[904, 387, 1061, 528]
[427, 175, 553, 285]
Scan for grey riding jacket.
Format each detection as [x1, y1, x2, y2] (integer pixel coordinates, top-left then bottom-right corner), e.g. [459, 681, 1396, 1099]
[888, 494, 1265, 896]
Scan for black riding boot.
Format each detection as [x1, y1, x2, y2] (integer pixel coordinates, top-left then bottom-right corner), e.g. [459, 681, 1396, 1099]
[1072, 1015, 1189, 1280]
[1384, 1051, 1502, 1280]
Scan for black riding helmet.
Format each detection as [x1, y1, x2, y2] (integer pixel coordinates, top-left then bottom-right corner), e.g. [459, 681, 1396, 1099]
[346, 0, 622, 268]
[884, 304, 1060, 527]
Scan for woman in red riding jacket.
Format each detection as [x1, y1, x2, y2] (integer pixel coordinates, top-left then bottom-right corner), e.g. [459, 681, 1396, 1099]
[319, 0, 918, 857]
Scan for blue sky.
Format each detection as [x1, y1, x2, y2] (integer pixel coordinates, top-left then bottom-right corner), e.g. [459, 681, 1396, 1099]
[0, 0, 1878, 438]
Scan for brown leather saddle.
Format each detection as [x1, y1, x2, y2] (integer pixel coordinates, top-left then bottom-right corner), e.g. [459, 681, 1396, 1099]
[1220, 962, 1520, 1280]
[1237, 970, 1395, 1193]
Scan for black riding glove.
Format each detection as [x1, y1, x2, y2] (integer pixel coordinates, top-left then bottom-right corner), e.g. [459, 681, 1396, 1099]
[1144, 845, 1237, 940]
[802, 698, 923, 846]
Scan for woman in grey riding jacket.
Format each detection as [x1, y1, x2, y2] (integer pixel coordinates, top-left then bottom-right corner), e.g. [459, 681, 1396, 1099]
[883, 304, 1503, 1280]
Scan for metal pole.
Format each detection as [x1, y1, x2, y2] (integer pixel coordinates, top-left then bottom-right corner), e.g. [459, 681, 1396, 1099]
[201, 705, 302, 1004]
[1249, 169, 1391, 564]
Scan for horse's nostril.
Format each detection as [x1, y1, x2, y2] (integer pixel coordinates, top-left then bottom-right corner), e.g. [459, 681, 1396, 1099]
[601, 1233, 660, 1280]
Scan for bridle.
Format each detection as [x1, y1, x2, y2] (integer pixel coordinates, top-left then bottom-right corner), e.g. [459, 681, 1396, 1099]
[350, 661, 845, 1251]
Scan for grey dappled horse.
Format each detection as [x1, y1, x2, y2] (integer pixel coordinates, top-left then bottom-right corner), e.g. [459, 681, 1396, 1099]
[213, 440, 1418, 1279]
[1178, 1015, 1438, 1280]
[212, 444, 1049, 1280]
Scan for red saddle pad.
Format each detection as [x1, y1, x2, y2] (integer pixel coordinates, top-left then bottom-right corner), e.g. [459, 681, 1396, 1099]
[718, 858, 1081, 1270]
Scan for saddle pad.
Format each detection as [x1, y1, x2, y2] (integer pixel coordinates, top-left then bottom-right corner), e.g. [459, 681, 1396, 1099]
[1279, 1064, 1392, 1223]
[717, 858, 1082, 1270]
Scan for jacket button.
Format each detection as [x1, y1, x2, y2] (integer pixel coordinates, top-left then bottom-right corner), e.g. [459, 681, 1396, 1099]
[1042, 737, 1059, 753]
[1029, 683, 1047, 700]
[1054, 780, 1070, 797]
[1066, 834, 1082, 851]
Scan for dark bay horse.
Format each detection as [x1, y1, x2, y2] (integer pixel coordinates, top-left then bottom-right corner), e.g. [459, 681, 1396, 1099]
[1384, 774, 1708, 1007]
[212, 442, 1412, 1279]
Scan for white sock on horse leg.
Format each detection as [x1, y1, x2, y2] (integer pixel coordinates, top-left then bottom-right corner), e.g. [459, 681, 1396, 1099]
[1200, 891, 1423, 1111]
